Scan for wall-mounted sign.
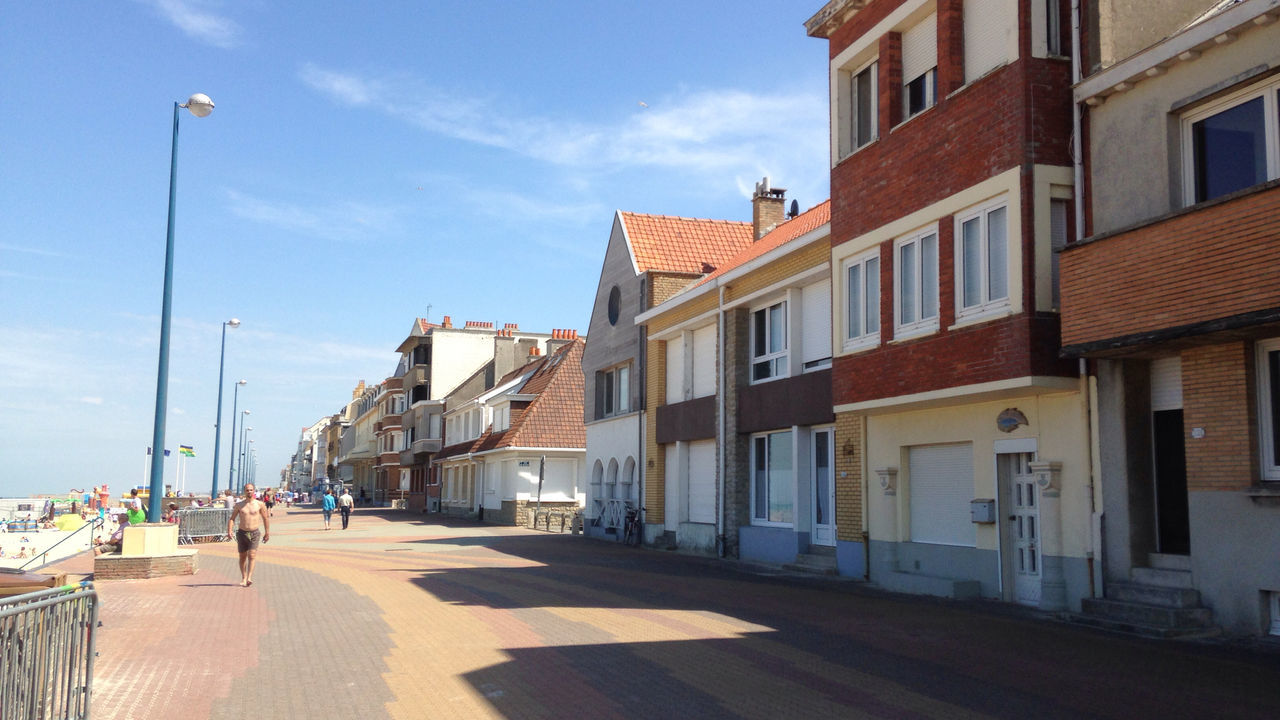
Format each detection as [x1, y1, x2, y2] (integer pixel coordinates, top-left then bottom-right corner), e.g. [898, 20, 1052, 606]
[518, 460, 531, 467]
[996, 408, 1028, 433]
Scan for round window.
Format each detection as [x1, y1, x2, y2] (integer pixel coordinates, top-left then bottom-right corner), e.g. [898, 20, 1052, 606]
[607, 286, 621, 326]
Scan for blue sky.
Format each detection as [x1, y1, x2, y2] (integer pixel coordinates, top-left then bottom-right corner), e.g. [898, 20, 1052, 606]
[0, 0, 830, 498]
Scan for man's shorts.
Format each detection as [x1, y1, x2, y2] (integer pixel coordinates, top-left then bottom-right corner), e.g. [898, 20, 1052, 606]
[235, 528, 262, 553]
[323, 509, 333, 520]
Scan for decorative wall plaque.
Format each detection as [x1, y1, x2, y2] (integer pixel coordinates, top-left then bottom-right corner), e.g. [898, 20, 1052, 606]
[996, 408, 1028, 433]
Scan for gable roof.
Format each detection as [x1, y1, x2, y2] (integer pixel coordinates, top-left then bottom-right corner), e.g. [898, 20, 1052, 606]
[619, 212, 754, 275]
[695, 200, 831, 287]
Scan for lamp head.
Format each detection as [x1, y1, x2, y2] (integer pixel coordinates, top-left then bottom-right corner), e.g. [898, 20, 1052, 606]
[237, 379, 247, 386]
[243, 410, 250, 416]
[182, 93, 214, 118]
[227, 318, 241, 328]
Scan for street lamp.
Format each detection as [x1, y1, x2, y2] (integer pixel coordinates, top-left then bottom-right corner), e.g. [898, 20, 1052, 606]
[210, 318, 240, 498]
[238, 423, 253, 491]
[227, 383, 246, 493]
[147, 93, 215, 522]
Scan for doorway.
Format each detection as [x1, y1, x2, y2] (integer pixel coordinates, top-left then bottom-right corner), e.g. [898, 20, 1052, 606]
[998, 452, 1040, 606]
[811, 428, 835, 547]
[1152, 410, 1190, 554]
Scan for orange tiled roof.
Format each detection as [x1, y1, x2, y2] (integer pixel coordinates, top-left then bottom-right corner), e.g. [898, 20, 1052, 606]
[620, 212, 754, 274]
[496, 339, 585, 450]
[695, 200, 831, 287]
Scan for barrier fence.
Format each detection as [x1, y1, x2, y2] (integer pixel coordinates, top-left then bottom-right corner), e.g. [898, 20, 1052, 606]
[0, 581, 99, 720]
[176, 507, 232, 544]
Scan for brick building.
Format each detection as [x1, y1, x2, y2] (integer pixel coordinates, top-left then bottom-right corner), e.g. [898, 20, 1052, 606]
[806, 0, 1091, 609]
[1063, 0, 1280, 635]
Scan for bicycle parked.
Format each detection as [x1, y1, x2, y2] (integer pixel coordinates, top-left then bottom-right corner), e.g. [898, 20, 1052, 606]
[621, 505, 645, 546]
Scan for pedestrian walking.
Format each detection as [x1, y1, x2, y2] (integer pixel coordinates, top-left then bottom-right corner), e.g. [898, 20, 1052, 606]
[227, 483, 270, 587]
[321, 490, 335, 530]
[338, 487, 354, 530]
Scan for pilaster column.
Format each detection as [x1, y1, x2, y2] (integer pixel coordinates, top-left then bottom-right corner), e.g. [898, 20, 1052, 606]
[1031, 461, 1067, 611]
[874, 467, 900, 578]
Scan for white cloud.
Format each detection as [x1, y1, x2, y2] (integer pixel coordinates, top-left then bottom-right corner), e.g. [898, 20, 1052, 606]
[146, 0, 240, 49]
[0, 243, 72, 258]
[223, 189, 401, 243]
[297, 64, 828, 187]
[80, 396, 104, 405]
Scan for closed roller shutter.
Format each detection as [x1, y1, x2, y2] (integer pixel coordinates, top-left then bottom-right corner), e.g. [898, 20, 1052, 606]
[692, 324, 717, 398]
[801, 279, 832, 367]
[901, 12, 937, 83]
[909, 443, 976, 546]
[965, 0, 1013, 82]
[688, 440, 717, 524]
[665, 335, 685, 402]
[1151, 356, 1183, 411]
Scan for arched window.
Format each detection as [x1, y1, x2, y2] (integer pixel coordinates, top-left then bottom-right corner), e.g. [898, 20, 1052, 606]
[621, 457, 636, 501]
[606, 458, 619, 500]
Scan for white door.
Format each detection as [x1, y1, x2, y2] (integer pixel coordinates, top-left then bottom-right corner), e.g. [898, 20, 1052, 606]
[688, 440, 716, 524]
[811, 429, 835, 546]
[1010, 454, 1041, 606]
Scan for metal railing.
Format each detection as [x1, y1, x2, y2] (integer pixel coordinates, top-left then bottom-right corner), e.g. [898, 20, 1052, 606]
[0, 581, 99, 720]
[175, 507, 232, 544]
[599, 498, 629, 531]
[19, 518, 105, 572]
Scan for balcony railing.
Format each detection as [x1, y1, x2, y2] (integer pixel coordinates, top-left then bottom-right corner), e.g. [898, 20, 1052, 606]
[1061, 182, 1280, 356]
[596, 498, 630, 530]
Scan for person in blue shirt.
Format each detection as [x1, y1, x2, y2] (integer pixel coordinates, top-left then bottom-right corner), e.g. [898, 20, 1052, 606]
[321, 490, 336, 531]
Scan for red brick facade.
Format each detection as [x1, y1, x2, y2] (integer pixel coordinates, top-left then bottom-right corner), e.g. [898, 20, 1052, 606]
[1182, 342, 1258, 492]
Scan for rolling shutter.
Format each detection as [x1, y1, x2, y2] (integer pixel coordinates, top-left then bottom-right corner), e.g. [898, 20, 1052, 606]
[665, 335, 685, 402]
[688, 440, 717, 524]
[908, 443, 976, 546]
[901, 12, 938, 84]
[802, 278, 832, 367]
[964, 0, 1013, 82]
[1151, 356, 1183, 411]
[691, 324, 717, 398]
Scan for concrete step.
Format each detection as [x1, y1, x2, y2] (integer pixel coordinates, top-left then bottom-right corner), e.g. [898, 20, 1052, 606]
[1147, 553, 1191, 572]
[1081, 598, 1214, 629]
[1065, 613, 1222, 640]
[1106, 582, 1202, 608]
[806, 545, 836, 557]
[882, 571, 981, 600]
[783, 553, 838, 576]
[1131, 566, 1194, 588]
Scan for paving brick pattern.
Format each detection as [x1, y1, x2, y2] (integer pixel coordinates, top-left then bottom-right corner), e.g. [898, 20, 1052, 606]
[58, 508, 1280, 720]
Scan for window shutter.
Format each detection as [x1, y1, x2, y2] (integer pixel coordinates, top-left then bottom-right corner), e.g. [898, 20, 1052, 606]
[965, 0, 1013, 82]
[665, 336, 685, 402]
[1050, 198, 1068, 309]
[692, 324, 717, 398]
[901, 13, 938, 84]
[688, 440, 717, 524]
[908, 443, 976, 546]
[802, 279, 832, 365]
[595, 372, 606, 419]
[1151, 356, 1183, 411]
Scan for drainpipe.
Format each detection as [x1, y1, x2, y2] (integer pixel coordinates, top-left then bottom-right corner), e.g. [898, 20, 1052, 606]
[1071, 0, 1085, 241]
[716, 285, 727, 557]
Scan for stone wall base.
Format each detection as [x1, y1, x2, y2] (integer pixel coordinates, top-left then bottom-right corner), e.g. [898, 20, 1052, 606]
[95, 549, 198, 580]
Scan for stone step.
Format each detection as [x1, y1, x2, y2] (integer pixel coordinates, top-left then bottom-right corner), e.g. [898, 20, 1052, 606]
[1147, 553, 1191, 571]
[1131, 566, 1194, 588]
[1106, 582, 1202, 608]
[806, 545, 836, 557]
[783, 553, 838, 576]
[1081, 598, 1214, 629]
[1065, 613, 1222, 640]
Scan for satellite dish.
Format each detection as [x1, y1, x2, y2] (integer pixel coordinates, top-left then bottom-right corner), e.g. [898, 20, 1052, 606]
[789, 199, 799, 218]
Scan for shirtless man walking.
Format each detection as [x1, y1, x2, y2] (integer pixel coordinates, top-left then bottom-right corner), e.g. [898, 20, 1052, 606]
[227, 483, 270, 587]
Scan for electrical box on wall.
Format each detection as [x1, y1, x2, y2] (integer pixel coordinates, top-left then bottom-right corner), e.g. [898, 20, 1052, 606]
[970, 499, 996, 523]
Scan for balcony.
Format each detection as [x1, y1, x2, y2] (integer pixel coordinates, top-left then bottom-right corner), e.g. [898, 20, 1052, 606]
[381, 412, 402, 429]
[1060, 182, 1280, 356]
[405, 365, 428, 388]
[378, 451, 400, 468]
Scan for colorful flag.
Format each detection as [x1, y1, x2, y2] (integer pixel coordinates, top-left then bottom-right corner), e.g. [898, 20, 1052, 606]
[180, 445, 195, 457]
[163, 449, 171, 457]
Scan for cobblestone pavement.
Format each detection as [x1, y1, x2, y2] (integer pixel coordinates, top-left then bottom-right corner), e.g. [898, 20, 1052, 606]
[58, 507, 1280, 720]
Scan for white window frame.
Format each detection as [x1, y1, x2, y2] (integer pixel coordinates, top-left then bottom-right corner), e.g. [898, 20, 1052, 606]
[841, 58, 879, 157]
[750, 300, 790, 384]
[1180, 75, 1280, 207]
[601, 363, 632, 418]
[894, 226, 940, 339]
[1257, 337, 1280, 483]
[954, 197, 1012, 322]
[843, 249, 881, 351]
[901, 13, 938, 122]
[750, 430, 795, 527]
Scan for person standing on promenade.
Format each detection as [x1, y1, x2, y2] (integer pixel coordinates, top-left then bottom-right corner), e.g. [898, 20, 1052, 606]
[338, 487, 354, 529]
[227, 483, 270, 587]
[126, 489, 146, 526]
[321, 490, 335, 530]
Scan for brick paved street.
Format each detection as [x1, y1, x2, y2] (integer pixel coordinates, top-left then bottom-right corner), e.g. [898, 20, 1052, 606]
[58, 507, 1280, 719]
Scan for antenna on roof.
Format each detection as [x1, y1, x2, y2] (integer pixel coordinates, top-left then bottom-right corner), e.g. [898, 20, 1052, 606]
[424, 304, 432, 322]
[788, 199, 799, 219]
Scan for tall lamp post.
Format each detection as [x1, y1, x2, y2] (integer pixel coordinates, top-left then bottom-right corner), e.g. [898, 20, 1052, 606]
[239, 426, 254, 491]
[227, 383, 247, 494]
[210, 318, 240, 498]
[147, 93, 215, 522]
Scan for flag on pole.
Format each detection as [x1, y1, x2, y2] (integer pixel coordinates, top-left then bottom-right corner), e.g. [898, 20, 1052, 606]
[180, 445, 195, 457]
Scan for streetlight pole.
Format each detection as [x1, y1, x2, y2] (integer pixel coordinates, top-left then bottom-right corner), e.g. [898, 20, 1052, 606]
[239, 426, 253, 490]
[210, 318, 240, 498]
[227, 382, 246, 494]
[147, 93, 214, 522]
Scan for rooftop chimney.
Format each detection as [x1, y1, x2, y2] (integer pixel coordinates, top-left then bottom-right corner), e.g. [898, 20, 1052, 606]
[441, 315, 453, 329]
[752, 176, 787, 240]
[529, 345, 542, 357]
